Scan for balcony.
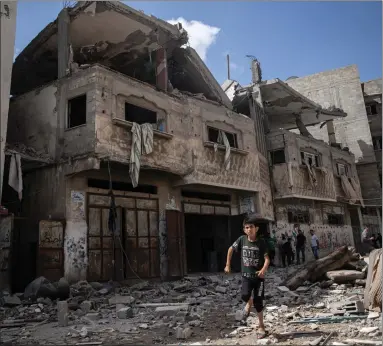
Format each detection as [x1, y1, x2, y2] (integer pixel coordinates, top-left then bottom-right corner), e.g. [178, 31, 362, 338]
[272, 163, 337, 202]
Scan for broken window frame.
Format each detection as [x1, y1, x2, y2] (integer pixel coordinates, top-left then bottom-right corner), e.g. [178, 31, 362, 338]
[300, 151, 320, 167]
[327, 213, 344, 225]
[207, 126, 239, 149]
[287, 210, 310, 224]
[336, 163, 349, 177]
[270, 149, 286, 165]
[67, 94, 87, 129]
[124, 102, 165, 131]
[366, 104, 378, 116]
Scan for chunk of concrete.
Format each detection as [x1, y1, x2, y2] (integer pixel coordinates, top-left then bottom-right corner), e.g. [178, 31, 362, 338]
[1, 295, 21, 306]
[176, 327, 192, 339]
[108, 295, 135, 305]
[367, 311, 380, 319]
[326, 270, 365, 283]
[85, 312, 100, 321]
[57, 301, 69, 327]
[155, 304, 189, 316]
[117, 307, 134, 319]
[215, 286, 227, 294]
[360, 326, 379, 334]
[80, 300, 93, 313]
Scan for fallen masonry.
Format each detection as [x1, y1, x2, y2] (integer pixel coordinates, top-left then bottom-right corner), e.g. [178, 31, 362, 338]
[0, 247, 381, 345]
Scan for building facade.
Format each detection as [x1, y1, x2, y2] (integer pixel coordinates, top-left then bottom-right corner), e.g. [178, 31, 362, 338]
[286, 67, 382, 228]
[3, 2, 272, 288]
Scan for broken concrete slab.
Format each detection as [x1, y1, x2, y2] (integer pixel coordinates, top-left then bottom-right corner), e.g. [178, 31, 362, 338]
[108, 295, 135, 305]
[360, 326, 379, 334]
[367, 311, 380, 319]
[117, 307, 133, 319]
[1, 295, 21, 306]
[80, 300, 93, 313]
[155, 305, 189, 316]
[326, 270, 365, 283]
[57, 301, 69, 327]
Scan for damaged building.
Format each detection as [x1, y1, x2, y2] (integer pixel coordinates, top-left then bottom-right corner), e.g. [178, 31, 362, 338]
[223, 59, 365, 261]
[285, 67, 382, 234]
[2, 1, 273, 290]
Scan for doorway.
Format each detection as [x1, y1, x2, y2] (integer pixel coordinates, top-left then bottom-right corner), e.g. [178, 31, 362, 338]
[184, 214, 230, 273]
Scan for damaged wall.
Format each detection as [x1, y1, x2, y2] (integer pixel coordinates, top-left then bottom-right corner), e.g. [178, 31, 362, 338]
[8, 84, 58, 159]
[268, 130, 359, 202]
[272, 200, 355, 261]
[93, 65, 263, 192]
[286, 65, 381, 207]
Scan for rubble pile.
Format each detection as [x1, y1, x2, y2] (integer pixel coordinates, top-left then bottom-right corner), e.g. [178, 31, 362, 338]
[0, 247, 381, 345]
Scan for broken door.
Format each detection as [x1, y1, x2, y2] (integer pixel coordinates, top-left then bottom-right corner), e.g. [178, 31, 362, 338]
[87, 205, 124, 282]
[166, 210, 186, 278]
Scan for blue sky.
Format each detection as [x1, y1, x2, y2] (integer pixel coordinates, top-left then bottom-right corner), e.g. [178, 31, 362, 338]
[15, 1, 382, 85]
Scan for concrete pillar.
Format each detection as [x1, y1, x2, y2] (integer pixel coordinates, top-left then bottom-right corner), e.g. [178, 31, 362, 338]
[58, 8, 70, 78]
[155, 48, 168, 92]
[0, 1, 17, 202]
[326, 120, 336, 145]
[376, 207, 381, 232]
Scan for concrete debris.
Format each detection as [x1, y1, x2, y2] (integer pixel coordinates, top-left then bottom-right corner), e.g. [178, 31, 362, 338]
[326, 270, 365, 283]
[0, 254, 380, 345]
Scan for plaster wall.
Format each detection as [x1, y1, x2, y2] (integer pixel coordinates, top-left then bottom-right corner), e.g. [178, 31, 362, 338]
[272, 201, 354, 263]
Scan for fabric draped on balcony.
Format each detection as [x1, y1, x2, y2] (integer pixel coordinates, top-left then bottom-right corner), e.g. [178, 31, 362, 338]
[340, 175, 358, 204]
[8, 153, 23, 200]
[304, 159, 317, 187]
[349, 176, 365, 207]
[129, 123, 154, 188]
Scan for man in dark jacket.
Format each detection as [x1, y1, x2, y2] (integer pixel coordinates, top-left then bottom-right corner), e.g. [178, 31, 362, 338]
[296, 229, 306, 264]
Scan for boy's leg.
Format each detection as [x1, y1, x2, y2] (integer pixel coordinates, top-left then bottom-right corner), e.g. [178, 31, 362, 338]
[241, 277, 252, 316]
[253, 278, 266, 338]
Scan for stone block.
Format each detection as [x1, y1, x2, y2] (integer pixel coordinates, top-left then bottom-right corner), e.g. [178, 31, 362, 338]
[117, 307, 133, 319]
[57, 301, 69, 327]
[155, 305, 188, 316]
[108, 295, 135, 305]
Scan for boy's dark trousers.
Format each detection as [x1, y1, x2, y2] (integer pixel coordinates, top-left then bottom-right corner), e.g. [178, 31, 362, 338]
[296, 246, 305, 264]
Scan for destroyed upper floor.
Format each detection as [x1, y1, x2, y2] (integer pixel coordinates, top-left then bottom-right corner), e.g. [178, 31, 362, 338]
[7, 64, 266, 193]
[267, 129, 364, 206]
[11, 1, 230, 108]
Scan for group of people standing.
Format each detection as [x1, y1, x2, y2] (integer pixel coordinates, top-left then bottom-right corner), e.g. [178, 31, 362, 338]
[266, 226, 320, 267]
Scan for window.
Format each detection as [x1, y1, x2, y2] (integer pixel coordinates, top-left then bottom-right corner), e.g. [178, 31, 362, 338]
[270, 149, 286, 165]
[88, 179, 157, 194]
[68, 94, 87, 128]
[372, 136, 382, 151]
[207, 127, 238, 148]
[300, 151, 319, 167]
[336, 163, 349, 176]
[287, 210, 310, 224]
[366, 104, 378, 116]
[361, 207, 376, 216]
[125, 102, 162, 129]
[327, 214, 344, 225]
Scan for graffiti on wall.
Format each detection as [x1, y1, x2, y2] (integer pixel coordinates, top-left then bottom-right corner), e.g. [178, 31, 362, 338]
[271, 221, 354, 261]
[71, 191, 85, 221]
[39, 221, 64, 248]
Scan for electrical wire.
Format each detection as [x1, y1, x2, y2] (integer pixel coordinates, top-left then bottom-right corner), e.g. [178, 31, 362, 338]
[106, 158, 145, 283]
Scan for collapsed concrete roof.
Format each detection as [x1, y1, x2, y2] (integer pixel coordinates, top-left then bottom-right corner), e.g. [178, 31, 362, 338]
[223, 78, 346, 129]
[11, 1, 231, 107]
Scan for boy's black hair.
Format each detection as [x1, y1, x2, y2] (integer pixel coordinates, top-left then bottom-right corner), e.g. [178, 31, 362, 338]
[243, 213, 259, 227]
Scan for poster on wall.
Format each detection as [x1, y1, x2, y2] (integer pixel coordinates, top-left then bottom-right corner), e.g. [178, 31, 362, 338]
[71, 191, 85, 221]
[239, 196, 255, 215]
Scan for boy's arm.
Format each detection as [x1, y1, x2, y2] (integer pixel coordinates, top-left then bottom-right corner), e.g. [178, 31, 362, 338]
[225, 236, 242, 273]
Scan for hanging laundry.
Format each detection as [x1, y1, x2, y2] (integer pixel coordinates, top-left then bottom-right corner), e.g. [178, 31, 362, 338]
[129, 123, 155, 188]
[218, 130, 231, 171]
[304, 159, 317, 187]
[129, 123, 142, 188]
[8, 153, 23, 200]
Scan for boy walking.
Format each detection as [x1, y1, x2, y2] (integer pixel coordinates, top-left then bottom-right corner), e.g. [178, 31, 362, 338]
[224, 214, 270, 339]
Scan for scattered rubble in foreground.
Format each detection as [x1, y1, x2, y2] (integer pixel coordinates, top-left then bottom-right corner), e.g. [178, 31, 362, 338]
[0, 248, 381, 345]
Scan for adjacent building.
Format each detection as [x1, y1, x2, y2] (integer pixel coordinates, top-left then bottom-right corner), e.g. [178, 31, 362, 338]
[285, 67, 382, 232]
[223, 61, 363, 261]
[3, 1, 272, 289]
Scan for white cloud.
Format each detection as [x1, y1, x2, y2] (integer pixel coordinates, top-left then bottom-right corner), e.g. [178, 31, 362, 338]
[13, 47, 21, 61]
[167, 17, 220, 61]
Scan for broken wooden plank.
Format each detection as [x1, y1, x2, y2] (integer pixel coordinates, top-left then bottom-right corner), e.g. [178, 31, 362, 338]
[76, 342, 103, 346]
[321, 331, 334, 346]
[288, 315, 366, 324]
[343, 339, 381, 345]
[136, 303, 191, 308]
[0, 323, 26, 328]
